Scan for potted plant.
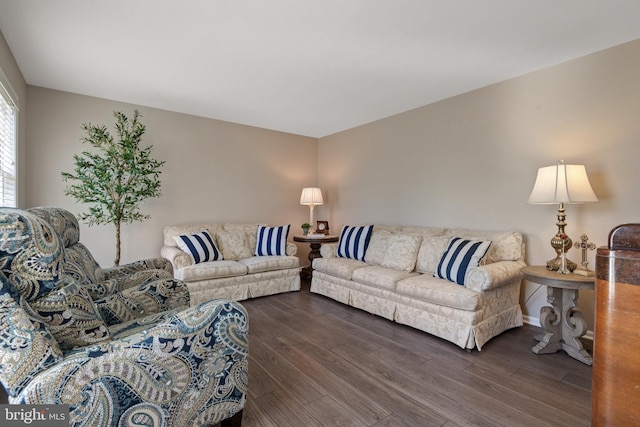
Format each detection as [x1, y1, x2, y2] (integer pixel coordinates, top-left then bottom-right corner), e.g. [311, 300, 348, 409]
[301, 223, 311, 235]
[61, 110, 165, 266]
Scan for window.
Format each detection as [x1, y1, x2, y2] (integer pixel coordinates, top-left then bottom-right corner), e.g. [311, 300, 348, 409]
[0, 71, 17, 207]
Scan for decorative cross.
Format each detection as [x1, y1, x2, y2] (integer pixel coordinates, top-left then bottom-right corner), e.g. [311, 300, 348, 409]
[574, 234, 596, 271]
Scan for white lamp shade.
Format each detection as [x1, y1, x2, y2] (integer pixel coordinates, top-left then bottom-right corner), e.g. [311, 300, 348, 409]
[300, 187, 323, 206]
[528, 163, 598, 204]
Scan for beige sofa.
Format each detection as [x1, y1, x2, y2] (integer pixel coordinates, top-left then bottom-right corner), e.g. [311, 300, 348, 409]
[161, 223, 300, 305]
[311, 225, 526, 350]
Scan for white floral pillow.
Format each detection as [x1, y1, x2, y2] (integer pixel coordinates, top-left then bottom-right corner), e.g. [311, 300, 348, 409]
[215, 231, 255, 260]
[364, 230, 393, 266]
[380, 233, 423, 272]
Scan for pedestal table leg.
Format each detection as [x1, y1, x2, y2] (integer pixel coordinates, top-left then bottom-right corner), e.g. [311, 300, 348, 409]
[560, 288, 592, 365]
[532, 285, 592, 365]
[301, 242, 323, 279]
[533, 286, 563, 354]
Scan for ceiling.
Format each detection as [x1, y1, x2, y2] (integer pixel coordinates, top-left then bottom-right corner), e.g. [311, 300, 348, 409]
[1, 1, 640, 138]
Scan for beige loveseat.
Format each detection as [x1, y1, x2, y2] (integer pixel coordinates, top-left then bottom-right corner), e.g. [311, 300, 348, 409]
[161, 223, 300, 305]
[311, 225, 526, 350]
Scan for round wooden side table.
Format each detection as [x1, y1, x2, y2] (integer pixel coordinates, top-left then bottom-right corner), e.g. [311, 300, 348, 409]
[521, 265, 595, 365]
[293, 234, 339, 278]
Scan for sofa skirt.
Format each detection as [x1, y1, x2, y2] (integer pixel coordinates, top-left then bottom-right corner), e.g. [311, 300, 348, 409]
[311, 271, 522, 350]
[187, 268, 301, 306]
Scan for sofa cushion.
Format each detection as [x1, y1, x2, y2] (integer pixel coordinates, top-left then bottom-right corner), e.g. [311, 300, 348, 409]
[239, 255, 299, 274]
[255, 225, 290, 256]
[380, 233, 422, 272]
[216, 230, 255, 260]
[396, 275, 482, 311]
[313, 257, 367, 280]
[174, 231, 222, 264]
[415, 235, 451, 274]
[435, 237, 492, 285]
[446, 229, 522, 264]
[337, 225, 374, 261]
[365, 230, 423, 272]
[30, 278, 110, 350]
[364, 229, 392, 265]
[352, 266, 419, 291]
[175, 260, 248, 282]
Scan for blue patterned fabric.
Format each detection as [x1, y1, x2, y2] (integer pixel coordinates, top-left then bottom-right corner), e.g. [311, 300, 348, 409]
[94, 277, 190, 326]
[97, 257, 174, 282]
[435, 237, 492, 285]
[0, 208, 248, 426]
[337, 225, 374, 261]
[0, 208, 65, 302]
[28, 207, 187, 317]
[30, 277, 110, 349]
[19, 299, 249, 427]
[0, 272, 64, 397]
[174, 230, 222, 263]
[255, 225, 290, 256]
[28, 206, 174, 288]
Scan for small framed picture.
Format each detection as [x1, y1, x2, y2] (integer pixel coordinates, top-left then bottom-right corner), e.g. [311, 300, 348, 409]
[316, 221, 329, 234]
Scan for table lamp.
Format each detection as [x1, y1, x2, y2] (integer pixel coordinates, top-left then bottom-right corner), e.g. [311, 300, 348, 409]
[300, 187, 323, 234]
[528, 161, 598, 271]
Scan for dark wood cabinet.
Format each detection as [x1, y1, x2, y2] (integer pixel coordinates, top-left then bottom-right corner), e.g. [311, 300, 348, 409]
[593, 224, 640, 425]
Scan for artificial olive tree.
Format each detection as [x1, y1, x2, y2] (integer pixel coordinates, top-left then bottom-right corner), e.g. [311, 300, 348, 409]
[61, 110, 165, 266]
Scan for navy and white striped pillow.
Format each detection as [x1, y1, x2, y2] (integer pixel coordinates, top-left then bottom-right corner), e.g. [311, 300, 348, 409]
[174, 231, 222, 264]
[337, 225, 374, 261]
[255, 225, 290, 256]
[435, 237, 492, 285]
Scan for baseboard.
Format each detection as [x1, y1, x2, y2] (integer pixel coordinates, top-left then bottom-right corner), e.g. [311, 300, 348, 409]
[522, 314, 593, 341]
[522, 314, 539, 327]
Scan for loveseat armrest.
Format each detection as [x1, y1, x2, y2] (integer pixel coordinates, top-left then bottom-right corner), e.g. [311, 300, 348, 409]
[320, 243, 338, 259]
[286, 242, 297, 256]
[161, 246, 193, 270]
[465, 260, 526, 292]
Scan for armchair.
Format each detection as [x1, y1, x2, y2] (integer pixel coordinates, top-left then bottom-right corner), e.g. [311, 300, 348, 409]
[27, 206, 173, 287]
[0, 208, 248, 426]
[27, 207, 188, 323]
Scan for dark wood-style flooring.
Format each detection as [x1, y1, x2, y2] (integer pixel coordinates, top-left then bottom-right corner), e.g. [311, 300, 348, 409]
[0, 279, 593, 426]
[240, 278, 592, 427]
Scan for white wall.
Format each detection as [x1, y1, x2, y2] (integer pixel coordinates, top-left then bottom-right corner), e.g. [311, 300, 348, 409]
[9, 24, 640, 331]
[26, 87, 317, 267]
[318, 39, 640, 327]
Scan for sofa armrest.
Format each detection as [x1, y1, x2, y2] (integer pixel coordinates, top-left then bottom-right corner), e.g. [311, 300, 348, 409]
[161, 246, 193, 270]
[286, 242, 297, 256]
[465, 260, 526, 292]
[320, 243, 338, 259]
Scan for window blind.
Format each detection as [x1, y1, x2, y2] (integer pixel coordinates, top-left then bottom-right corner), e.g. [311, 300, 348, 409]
[0, 78, 17, 208]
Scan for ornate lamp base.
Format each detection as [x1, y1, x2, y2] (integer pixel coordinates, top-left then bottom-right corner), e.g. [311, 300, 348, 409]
[546, 255, 577, 272]
[547, 203, 576, 272]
